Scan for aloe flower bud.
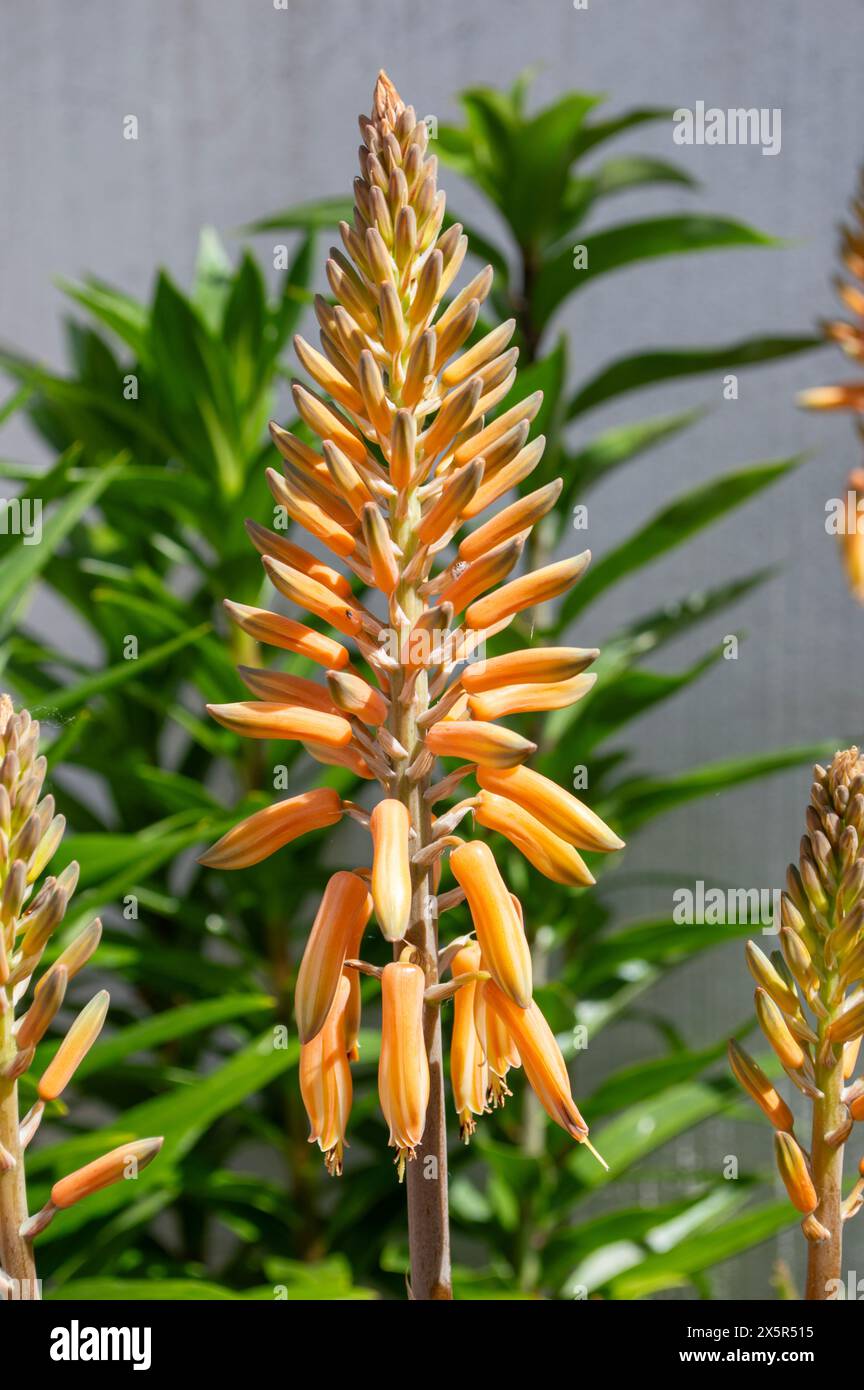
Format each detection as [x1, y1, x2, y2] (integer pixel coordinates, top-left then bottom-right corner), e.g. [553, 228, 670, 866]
[774, 1132, 818, 1214]
[370, 800, 412, 943]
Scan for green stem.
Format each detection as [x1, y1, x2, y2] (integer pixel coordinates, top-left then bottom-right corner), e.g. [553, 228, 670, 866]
[392, 489, 452, 1301]
[806, 978, 845, 1300]
[0, 998, 39, 1300]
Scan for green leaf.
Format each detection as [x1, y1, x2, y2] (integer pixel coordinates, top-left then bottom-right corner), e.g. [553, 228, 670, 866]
[606, 1202, 797, 1299]
[0, 454, 125, 640]
[611, 744, 838, 832]
[45, 994, 274, 1082]
[533, 215, 779, 331]
[568, 1080, 737, 1191]
[568, 334, 820, 417]
[243, 197, 354, 233]
[560, 649, 720, 754]
[57, 277, 150, 361]
[558, 457, 799, 625]
[33, 623, 212, 714]
[565, 407, 704, 497]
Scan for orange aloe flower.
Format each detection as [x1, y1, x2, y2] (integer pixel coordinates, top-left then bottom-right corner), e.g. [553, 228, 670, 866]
[299, 976, 354, 1176]
[379, 961, 430, 1180]
[449, 942, 488, 1141]
[200, 77, 622, 1281]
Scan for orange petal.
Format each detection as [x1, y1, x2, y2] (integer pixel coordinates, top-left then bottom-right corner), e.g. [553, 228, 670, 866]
[474, 790, 595, 887]
[262, 556, 364, 637]
[450, 941, 488, 1141]
[450, 841, 532, 1008]
[300, 976, 353, 1175]
[378, 961, 430, 1169]
[223, 602, 352, 670]
[295, 872, 372, 1043]
[458, 480, 562, 562]
[476, 764, 624, 853]
[425, 721, 535, 769]
[465, 553, 590, 629]
[370, 800, 413, 942]
[206, 701, 353, 748]
[199, 789, 342, 869]
[51, 1137, 163, 1210]
[462, 646, 598, 694]
[483, 981, 588, 1141]
[468, 673, 595, 721]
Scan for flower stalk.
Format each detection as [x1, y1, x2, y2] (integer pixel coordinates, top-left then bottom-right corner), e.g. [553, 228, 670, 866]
[202, 71, 623, 1301]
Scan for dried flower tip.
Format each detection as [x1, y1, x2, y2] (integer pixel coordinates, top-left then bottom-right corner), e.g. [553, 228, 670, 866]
[295, 871, 372, 1044]
[370, 800, 413, 943]
[450, 841, 532, 1008]
[50, 1137, 163, 1211]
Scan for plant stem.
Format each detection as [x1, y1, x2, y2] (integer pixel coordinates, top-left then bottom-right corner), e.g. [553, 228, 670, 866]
[0, 998, 38, 1300]
[806, 989, 845, 1299]
[392, 489, 452, 1301]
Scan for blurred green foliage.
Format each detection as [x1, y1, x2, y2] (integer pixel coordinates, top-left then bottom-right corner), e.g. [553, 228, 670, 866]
[0, 76, 829, 1299]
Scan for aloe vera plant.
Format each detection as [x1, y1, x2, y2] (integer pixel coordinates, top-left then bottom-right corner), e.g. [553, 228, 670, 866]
[0, 73, 826, 1298]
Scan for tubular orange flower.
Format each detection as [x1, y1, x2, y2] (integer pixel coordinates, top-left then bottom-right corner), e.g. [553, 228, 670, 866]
[379, 961, 430, 1179]
[370, 799, 413, 942]
[206, 700, 353, 748]
[299, 976, 353, 1176]
[483, 981, 595, 1149]
[461, 645, 598, 693]
[473, 790, 595, 887]
[224, 601, 353, 670]
[244, 518, 354, 598]
[465, 553, 591, 631]
[450, 841, 532, 1007]
[449, 942, 488, 1141]
[424, 720, 536, 769]
[295, 871, 372, 1044]
[467, 673, 595, 722]
[727, 1038, 794, 1132]
[457, 481, 562, 562]
[262, 556, 365, 637]
[50, 1138, 164, 1212]
[774, 1131, 818, 1214]
[237, 667, 337, 712]
[476, 763, 623, 853]
[38, 991, 110, 1102]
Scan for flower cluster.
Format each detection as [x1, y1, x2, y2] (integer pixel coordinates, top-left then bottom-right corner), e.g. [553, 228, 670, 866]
[202, 73, 623, 1181]
[0, 695, 161, 1299]
[730, 749, 864, 1296]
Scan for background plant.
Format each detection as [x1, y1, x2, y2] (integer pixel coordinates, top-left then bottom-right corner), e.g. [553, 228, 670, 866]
[0, 74, 828, 1299]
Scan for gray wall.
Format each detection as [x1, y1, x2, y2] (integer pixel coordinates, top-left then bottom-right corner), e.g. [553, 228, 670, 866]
[3, 0, 864, 1298]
